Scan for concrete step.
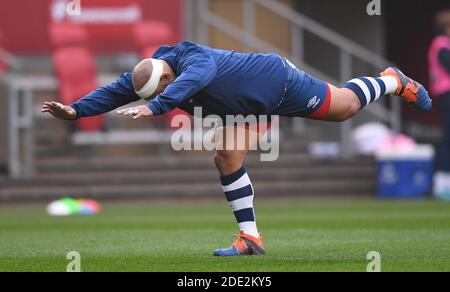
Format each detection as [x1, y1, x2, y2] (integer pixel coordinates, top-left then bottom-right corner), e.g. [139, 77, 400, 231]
[34, 141, 309, 159]
[34, 143, 177, 159]
[35, 154, 374, 173]
[2, 143, 377, 201]
[33, 118, 309, 159]
[0, 179, 376, 202]
[0, 165, 375, 188]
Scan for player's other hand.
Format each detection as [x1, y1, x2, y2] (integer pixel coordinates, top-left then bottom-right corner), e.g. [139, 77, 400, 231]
[117, 105, 153, 120]
[41, 101, 77, 120]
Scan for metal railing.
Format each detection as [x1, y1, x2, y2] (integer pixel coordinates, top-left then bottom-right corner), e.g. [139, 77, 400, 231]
[0, 48, 22, 70]
[5, 74, 119, 178]
[190, 0, 402, 156]
[6, 75, 57, 178]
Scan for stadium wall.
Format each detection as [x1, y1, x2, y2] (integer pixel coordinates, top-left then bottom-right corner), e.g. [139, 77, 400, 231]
[0, 0, 183, 54]
[197, 0, 385, 82]
[295, 0, 386, 79]
[206, 0, 295, 53]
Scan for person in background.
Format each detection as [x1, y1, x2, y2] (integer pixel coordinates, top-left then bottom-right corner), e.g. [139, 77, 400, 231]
[430, 10, 450, 199]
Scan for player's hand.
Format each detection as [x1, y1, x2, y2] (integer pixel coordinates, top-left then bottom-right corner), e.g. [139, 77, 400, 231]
[41, 101, 77, 120]
[117, 105, 153, 120]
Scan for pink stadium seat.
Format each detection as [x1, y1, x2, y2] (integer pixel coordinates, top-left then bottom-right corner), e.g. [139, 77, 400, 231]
[140, 46, 160, 59]
[52, 47, 104, 132]
[49, 23, 103, 132]
[133, 21, 174, 58]
[49, 23, 89, 49]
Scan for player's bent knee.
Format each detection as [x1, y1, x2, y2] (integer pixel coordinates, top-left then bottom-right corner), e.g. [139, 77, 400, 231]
[214, 151, 243, 175]
[342, 103, 360, 121]
[335, 94, 361, 122]
[348, 102, 362, 120]
[326, 87, 362, 122]
[328, 108, 356, 123]
[214, 151, 232, 168]
[349, 96, 362, 115]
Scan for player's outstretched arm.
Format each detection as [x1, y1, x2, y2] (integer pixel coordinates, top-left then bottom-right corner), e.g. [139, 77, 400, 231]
[41, 101, 77, 120]
[116, 105, 153, 120]
[40, 73, 141, 121]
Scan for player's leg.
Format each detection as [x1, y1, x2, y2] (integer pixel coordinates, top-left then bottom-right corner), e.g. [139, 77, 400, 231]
[213, 125, 265, 256]
[321, 85, 361, 122]
[323, 67, 432, 122]
[278, 63, 432, 122]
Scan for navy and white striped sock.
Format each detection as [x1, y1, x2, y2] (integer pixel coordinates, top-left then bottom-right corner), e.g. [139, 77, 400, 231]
[220, 166, 259, 238]
[344, 76, 398, 108]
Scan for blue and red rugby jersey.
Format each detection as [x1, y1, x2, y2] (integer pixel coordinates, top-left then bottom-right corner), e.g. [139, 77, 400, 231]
[70, 41, 330, 120]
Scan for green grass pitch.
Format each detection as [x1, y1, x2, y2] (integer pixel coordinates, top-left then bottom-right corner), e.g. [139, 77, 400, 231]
[1, 198, 450, 272]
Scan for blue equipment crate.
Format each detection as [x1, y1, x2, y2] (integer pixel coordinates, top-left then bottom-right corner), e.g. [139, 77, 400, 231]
[376, 145, 434, 199]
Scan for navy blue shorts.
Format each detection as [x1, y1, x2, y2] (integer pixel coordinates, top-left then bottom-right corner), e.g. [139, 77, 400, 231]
[275, 59, 331, 120]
